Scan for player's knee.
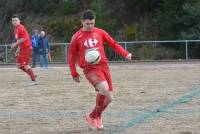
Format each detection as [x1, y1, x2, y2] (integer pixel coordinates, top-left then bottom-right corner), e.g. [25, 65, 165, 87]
[98, 88, 110, 96]
[24, 65, 30, 70]
[99, 89, 113, 103]
[95, 81, 109, 91]
[95, 81, 113, 101]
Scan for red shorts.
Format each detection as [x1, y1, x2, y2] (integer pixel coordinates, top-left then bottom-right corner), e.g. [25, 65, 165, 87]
[17, 47, 32, 65]
[83, 65, 113, 91]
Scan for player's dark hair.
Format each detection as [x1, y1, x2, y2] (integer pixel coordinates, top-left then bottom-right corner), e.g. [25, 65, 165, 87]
[81, 10, 96, 20]
[12, 14, 19, 19]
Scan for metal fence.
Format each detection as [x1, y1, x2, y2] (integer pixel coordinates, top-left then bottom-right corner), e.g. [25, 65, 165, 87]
[1, 40, 200, 64]
[119, 40, 200, 61]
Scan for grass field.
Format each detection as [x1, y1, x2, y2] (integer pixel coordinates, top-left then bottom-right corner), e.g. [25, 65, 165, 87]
[0, 62, 200, 134]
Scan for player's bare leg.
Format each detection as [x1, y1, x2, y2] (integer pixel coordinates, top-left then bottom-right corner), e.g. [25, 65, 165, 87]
[88, 81, 113, 130]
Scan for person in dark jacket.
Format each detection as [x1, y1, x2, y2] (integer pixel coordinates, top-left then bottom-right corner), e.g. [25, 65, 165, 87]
[31, 30, 39, 68]
[38, 31, 50, 69]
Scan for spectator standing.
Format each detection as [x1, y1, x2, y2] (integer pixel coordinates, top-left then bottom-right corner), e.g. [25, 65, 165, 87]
[38, 31, 49, 69]
[31, 29, 39, 68]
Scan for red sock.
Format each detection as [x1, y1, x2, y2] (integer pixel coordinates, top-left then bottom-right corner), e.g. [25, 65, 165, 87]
[102, 97, 110, 111]
[19, 66, 26, 72]
[26, 68, 36, 81]
[89, 93, 106, 118]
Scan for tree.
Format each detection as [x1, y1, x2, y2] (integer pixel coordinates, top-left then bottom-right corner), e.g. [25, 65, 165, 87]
[91, 0, 117, 35]
[0, 0, 22, 43]
[180, 0, 200, 39]
[154, 0, 188, 39]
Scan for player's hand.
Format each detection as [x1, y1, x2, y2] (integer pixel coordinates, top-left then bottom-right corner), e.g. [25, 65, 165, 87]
[73, 76, 81, 83]
[11, 42, 17, 49]
[126, 53, 132, 61]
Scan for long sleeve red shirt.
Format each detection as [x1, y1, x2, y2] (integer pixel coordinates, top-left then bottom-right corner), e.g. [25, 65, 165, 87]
[68, 27, 129, 77]
[14, 24, 32, 49]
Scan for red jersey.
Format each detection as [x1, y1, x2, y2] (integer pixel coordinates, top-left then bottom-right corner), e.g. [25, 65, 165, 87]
[14, 24, 32, 49]
[68, 27, 129, 77]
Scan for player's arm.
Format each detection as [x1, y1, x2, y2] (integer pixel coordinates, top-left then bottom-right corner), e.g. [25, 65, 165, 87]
[11, 27, 26, 48]
[102, 30, 132, 60]
[15, 46, 20, 57]
[68, 35, 80, 82]
[11, 38, 25, 48]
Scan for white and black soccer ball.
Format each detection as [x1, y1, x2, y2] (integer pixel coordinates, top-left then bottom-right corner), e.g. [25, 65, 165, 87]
[85, 49, 101, 64]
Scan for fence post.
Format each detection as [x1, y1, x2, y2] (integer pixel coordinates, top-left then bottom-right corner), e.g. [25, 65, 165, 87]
[64, 44, 66, 64]
[125, 42, 127, 51]
[185, 40, 188, 60]
[124, 42, 127, 61]
[64, 43, 68, 64]
[5, 45, 8, 63]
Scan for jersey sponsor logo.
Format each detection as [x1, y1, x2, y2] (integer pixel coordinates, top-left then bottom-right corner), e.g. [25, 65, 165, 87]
[84, 38, 98, 48]
[92, 33, 98, 38]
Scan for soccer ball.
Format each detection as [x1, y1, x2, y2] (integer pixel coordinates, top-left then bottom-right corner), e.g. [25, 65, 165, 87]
[85, 49, 101, 64]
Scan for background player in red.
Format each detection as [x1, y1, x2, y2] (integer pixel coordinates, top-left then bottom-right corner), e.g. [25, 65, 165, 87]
[11, 15, 37, 85]
[68, 10, 132, 129]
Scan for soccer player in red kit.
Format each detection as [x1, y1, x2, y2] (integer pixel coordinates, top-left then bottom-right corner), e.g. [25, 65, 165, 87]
[68, 10, 132, 129]
[11, 15, 37, 85]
